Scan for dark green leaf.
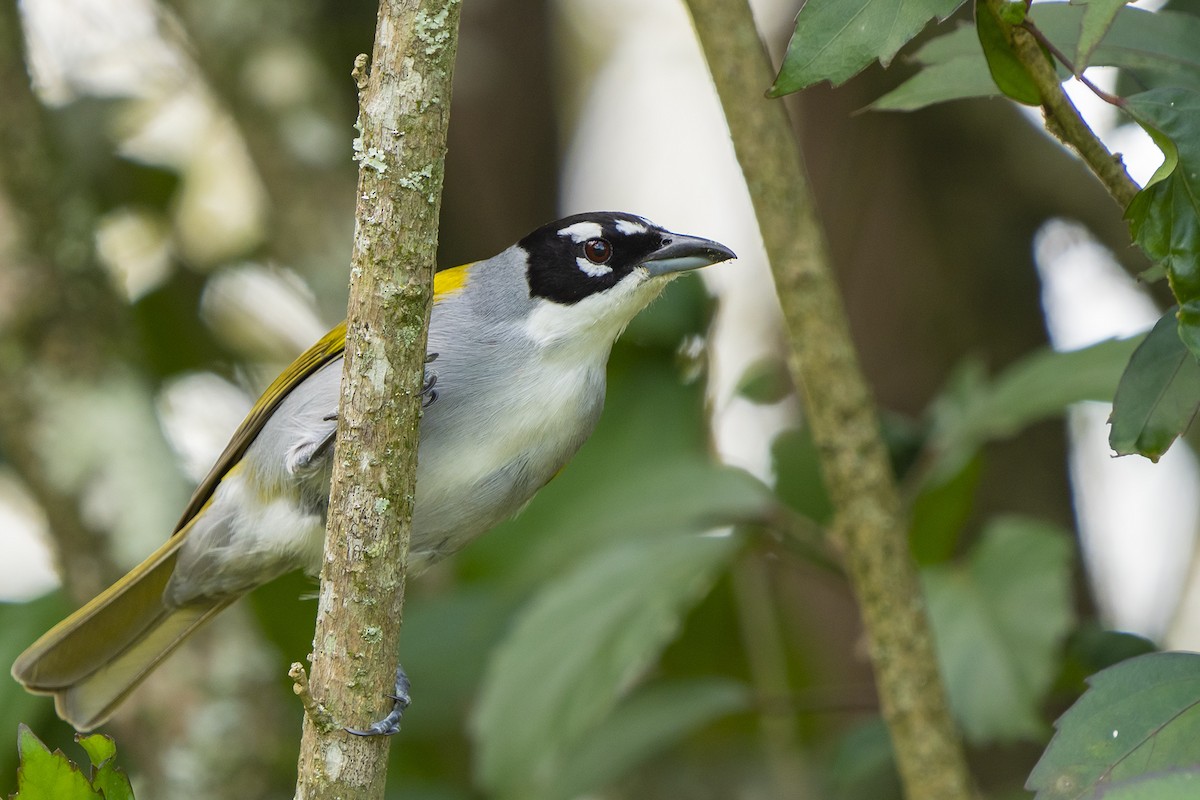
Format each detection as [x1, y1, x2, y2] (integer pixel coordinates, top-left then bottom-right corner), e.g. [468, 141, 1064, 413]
[12, 725, 103, 800]
[1125, 89, 1200, 356]
[735, 357, 792, 405]
[1028, 652, 1200, 799]
[769, 0, 966, 95]
[975, 0, 1041, 105]
[1059, 625, 1157, 696]
[874, 5, 1200, 111]
[1072, 0, 1130, 70]
[825, 718, 901, 800]
[472, 534, 742, 799]
[909, 454, 981, 565]
[772, 427, 833, 525]
[923, 517, 1074, 743]
[551, 679, 750, 800]
[1109, 309, 1200, 461]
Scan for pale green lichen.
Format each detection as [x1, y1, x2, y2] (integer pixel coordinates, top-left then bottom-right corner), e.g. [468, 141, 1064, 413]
[352, 135, 388, 174]
[414, 1, 460, 55]
[398, 163, 434, 191]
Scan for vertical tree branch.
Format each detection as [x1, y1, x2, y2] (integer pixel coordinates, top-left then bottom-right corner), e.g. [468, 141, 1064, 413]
[293, 1, 461, 798]
[682, 2, 974, 798]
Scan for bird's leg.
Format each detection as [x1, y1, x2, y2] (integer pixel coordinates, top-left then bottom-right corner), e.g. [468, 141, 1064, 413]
[344, 665, 411, 737]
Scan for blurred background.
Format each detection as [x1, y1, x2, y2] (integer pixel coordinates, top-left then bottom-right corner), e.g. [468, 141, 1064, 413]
[1, 0, 1195, 798]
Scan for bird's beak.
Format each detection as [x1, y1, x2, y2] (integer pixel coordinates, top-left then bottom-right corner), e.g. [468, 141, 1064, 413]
[643, 231, 737, 278]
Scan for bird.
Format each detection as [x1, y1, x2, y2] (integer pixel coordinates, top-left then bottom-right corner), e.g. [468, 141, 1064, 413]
[11, 211, 736, 732]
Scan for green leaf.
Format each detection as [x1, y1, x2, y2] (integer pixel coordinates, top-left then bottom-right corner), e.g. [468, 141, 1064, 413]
[73, 735, 115, 770]
[735, 357, 792, 405]
[930, 337, 1141, 480]
[1071, 0, 1129, 70]
[75, 734, 133, 800]
[1028, 652, 1200, 799]
[1094, 769, 1200, 800]
[870, 52, 998, 111]
[825, 718, 901, 800]
[472, 534, 742, 799]
[975, 0, 1041, 105]
[1125, 89, 1200, 355]
[922, 517, 1075, 743]
[1059, 625, 1157, 696]
[909, 454, 981, 565]
[550, 679, 750, 800]
[874, 5, 1200, 112]
[1109, 309, 1200, 461]
[12, 725, 103, 800]
[772, 427, 833, 525]
[769, 0, 967, 95]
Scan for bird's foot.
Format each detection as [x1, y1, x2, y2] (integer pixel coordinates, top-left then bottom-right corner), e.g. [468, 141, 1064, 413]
[345, 665, 411, 737]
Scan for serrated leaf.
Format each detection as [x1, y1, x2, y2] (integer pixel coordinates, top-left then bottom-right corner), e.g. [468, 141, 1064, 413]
[1109, 309, 1200, 461]
[1125, 89, 1200, 357]
[471, 534, 742, 799]
[922, 517, 1074, 743]
[1072, 0, 1130, 70]
[13, 725, 104, 800]
[769, 0, 966, 95]
[550, 679, 750, 800]
[874, 5, 1200, 112]
[76, 734, 132, 800]
[975, 0, 1041, 104]
[1028, 652, 1200, 799]
[930, 337, 1140, 480]
[74, 735, 115, 770]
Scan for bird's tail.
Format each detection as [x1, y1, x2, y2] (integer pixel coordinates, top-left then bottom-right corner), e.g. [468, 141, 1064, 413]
[11, 526, 232, 731]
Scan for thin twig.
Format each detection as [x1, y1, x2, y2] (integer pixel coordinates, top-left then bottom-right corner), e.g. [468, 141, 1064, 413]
[1020, 21, 1124, 107]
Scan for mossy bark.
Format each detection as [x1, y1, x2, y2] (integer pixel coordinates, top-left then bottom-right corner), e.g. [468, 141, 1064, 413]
[293, 1, 461, 798]
[682, 1, 974, 798]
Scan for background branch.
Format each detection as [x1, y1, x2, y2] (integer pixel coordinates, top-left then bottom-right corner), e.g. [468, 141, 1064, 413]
[293, 1, 461, 797]
[683, 1, 974, 797]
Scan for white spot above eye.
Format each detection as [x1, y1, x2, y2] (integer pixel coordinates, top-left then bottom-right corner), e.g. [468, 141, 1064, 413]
[558, 221, 604, 242]
[576, 256, 613, 277]
[615, 219, 649, 235]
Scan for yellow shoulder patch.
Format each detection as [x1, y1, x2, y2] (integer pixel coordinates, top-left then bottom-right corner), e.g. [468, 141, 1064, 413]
[434, 262, 472, 302]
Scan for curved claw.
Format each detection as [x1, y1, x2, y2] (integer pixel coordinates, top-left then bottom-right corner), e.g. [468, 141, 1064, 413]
[345, 666, 411, 737]
[421, 371, 439, 408]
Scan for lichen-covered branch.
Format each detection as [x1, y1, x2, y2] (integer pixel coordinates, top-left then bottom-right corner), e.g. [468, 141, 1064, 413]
[682, 1, 974, 798]
[293, 1, 461, 798]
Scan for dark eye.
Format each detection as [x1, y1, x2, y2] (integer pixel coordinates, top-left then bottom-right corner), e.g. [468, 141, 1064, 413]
[584, 238, 612, 265]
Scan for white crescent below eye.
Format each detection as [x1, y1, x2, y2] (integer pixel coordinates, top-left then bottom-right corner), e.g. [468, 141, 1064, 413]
[576, 256, 613, 278]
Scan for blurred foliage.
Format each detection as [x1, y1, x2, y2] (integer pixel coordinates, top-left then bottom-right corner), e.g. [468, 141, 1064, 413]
[3, 0, 1200, 798]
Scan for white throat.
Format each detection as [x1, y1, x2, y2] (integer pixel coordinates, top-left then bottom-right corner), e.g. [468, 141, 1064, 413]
[521, 272, 667, 358]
